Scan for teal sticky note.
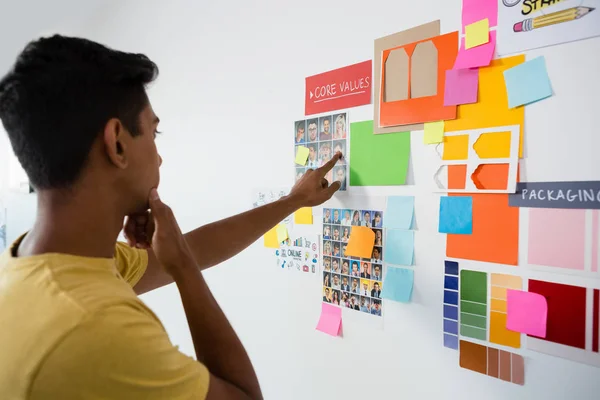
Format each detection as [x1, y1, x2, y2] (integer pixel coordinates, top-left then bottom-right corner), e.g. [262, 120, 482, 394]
[384, 229, 414, 266]
[503, 56, 552, 109]
[381, 267, 414, 303]
[383, 196, 414, 230]
[439, 196, 473, 235]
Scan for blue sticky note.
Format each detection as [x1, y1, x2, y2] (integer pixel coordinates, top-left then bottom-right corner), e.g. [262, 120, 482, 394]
[444, 275, 459, 291]
[384, 229, 414, 266]
[443, 319, 458, 335]
[381, 267, 414, 303]
[503, 56, 553, 109]
[444, 290, 458, 305]
[383, 196, 414, 229]
[439, 196, 473, 235]
[444, 304, 458, 320]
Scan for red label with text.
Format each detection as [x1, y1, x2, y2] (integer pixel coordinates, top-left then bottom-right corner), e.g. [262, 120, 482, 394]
[305, 60, 372, 116]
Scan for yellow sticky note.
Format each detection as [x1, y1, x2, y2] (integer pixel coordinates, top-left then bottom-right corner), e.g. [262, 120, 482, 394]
[294, 207, 313, 224]
[424, 121, 445, 144]
[264, 225, 280, 249]
[295, 146, 310, 165]
[276, 224, 288, 243]
[465, 18, 490, 50]
[345, 226, 375, 258]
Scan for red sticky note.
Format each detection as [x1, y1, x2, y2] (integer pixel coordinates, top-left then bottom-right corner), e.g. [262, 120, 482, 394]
[506, 290, 548, 337]
[444, 68, 479, 106]
[316, 303, 342, 337]
[454, 31, 497, 69]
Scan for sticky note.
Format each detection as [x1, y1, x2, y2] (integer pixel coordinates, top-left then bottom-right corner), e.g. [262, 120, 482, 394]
[383, 196, 414, 230]
[462, 0, 498, 30]
[294, 207, 313, 225]
[506, 290, 548, 338]
[295, 146, 310, 165]
[276, 224, 288, 243]
[424, 121, 445, 144]
[503, 56, 552, 109]
[381, 267, 414, 303]
[454, 30, 496, 69]
[443, 68, 479, 106]
[264, 225, 280, 249]
[465, 19, 489, 49]
[439, 196, 473, 235]
[345, 226, 375, 258]
[315, 302, 342, 337]
[384, 229, 414, 266]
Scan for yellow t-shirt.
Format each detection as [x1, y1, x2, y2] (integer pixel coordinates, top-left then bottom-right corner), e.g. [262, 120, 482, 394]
[0, 235, 209, 399]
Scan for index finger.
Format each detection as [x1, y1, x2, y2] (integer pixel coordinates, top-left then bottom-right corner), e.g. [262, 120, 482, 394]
[316, 152, 342, 176]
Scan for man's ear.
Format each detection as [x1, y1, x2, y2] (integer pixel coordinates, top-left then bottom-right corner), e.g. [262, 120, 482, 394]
[103, 118, 128, 169]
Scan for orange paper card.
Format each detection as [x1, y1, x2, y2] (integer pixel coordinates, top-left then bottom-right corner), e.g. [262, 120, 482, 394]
[345, 226, 375, 258]
[379, 32, 458, 128]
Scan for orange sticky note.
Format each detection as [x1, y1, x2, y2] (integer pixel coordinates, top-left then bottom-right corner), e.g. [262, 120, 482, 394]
[264, 225, 280, 249]
[345, 226, 375, 258]
[294, 207, 313, 224]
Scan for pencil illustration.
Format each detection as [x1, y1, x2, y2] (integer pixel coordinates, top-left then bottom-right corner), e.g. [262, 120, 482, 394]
[513, 6, 595, 32]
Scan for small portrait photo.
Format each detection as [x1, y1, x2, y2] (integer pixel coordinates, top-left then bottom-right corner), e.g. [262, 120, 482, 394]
[341, 227, 351, 244]
[333, 166, 347, 191]
[331, 258, 341, 273]
[360, 296, 372, 314]
[294, 120, 306, 144]
[322, 257, 332, 271]
[319, 115, 333, 141]
[351, 277, 361, 294]
[331, 289, 341, 305]
[322, 287, 332, 303]
[361, 210, 372, 228]
[333, 113, 347, 140]
[295, 167, 306, 183]
[318, 141, 332, 166]
[371, 264, 383, 282]
[373, 229, 383, 246]
[350, 295, 360, 311]
[341, 209, 353, 226]
[371, 280, 383, 299]
[371, 299, 382, 316]
[323, 241, 332, 256]
[340, 259, 350, 276]
[360, 279, 371, 297]
[372, 246, 383, 263]
[331, 274, 341, 290]
[372, 211, 383, 228]
[331, 209, 341, 225]
[341, 243, 348, 258]
[332, 226, 341, 241]
[350, 260, 361, 277]
[306, 143, 319, 168]
[360, 262, 371, 279]
[322, 208, 332, 224]
[351, 210, 362, 226]
[306, 118, 318, 143]
[332, 242, 341, 258]
[322, 224, 332, 239]
[323, 272, 331, 288]
[340, 275, 351, 292]
[332, 140, 346, 164]
[341, 291, 350, 308]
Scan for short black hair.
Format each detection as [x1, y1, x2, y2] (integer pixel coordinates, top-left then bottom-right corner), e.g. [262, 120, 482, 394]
[0, 35, 159, 189]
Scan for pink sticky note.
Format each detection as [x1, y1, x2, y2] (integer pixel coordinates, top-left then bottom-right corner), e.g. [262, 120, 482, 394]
[506, 290, 548, 338]
[454, 31, 496, 69]
[528, 208, 586, 271]
[444, 68, 479, 106]
[462, 0, 498, 30]
[316, 303, 342, 337]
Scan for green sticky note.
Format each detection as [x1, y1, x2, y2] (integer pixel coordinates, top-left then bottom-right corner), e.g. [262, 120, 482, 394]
[460, 270, 487, 303]
[294, 146, 310, 166]
[349, 120, 411, 186]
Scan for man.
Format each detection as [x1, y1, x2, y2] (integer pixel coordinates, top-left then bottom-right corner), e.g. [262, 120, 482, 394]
[371, 282, 381, 299]
[319, 142, 332, 166]
[307, 119, 318, 142]
[372, 247, 382, 263]
[332, 227, 340, 241]
[351, 278, 360, 294]
[323, 208, 332, 224]
[332, 209, 341, 224]
[341, 210, 352, 226]
[371, 300, 382, 316]
[361, 281, 369, 297]
[342, 244, 348, 258]
[372, 265, 382, 281]
[332, 275, 341, 290]
[334, 167, 347, 190]
[332, 259, 340, 273]
[323, 288, 332, 303]
[363, 211, 372, 228]
[350, 296, 360, 311]
[361, 262, 371, 279]
[319, 117, 332, 141]
[295, 121, 305, 144]
[373, 212, 382, 228]
[333, 243, 340, 257]
[360, 297, 371, 313]
[306, 144, 319, 168]
[351, 261, 359, 276]
[0, 35, 342, 400]
[341, 276, 350, 292]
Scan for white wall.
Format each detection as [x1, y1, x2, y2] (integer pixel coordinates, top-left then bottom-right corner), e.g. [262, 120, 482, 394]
[3, 0, 600, 399]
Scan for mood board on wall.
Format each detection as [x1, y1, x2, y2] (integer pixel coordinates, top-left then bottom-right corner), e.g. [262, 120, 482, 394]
[259, 0, 600, 388]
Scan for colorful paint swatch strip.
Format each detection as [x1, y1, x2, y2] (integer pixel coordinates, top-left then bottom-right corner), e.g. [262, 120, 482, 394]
[459, 340, 525, 385]
[490, 273, 522, 349]
[460, 270, 487, 341]
[443, 260, 460, 350]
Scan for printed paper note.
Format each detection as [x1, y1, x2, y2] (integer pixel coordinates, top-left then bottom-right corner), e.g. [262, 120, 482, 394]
[465, 18, 490, 49]
[509, 181, 600, 209]
[381, 267, 414, 303]
[276, 224, 289, 243]
[439, 196, 473, 234]
[383, 196, 414, 230]
[384, 229, 414, 266]
[294, 207, 313, 225]
[454, 30, 496, 69]
[506, 290, 548, 338]
[316, 302, 342, 337]
[424, 121, 445, 144]
[345, 226, 375, 258]
[264, 225, 280, 249]
[294, 146, 310, 165]
[503, 56, 553, 108]
[443, 68, 479, 106]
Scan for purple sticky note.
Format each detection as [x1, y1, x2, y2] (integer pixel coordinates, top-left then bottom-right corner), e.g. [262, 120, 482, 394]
[506, 289, 548, 338]
[454, 30, 497, 70]
[444, 68, 479, 106]
[316, 303, 342, 337]
[462, 0, 498, 30]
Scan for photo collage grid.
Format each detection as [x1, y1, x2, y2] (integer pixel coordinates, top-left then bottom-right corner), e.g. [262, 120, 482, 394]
[321, 208, 384, 316]
[294, 112, 348, 191]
